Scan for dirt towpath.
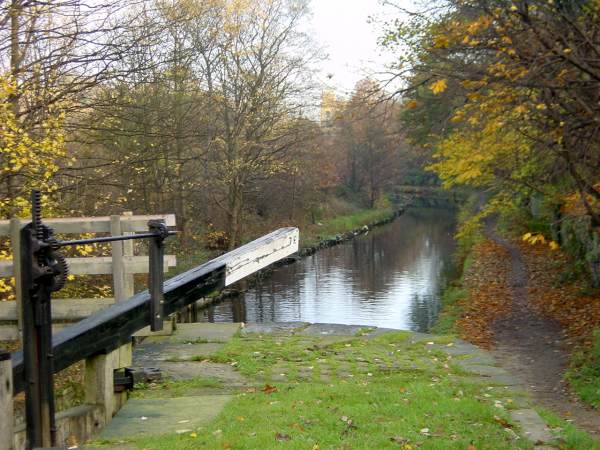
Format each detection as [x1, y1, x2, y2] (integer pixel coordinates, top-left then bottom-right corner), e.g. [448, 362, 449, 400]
[487, 229, 600, 436]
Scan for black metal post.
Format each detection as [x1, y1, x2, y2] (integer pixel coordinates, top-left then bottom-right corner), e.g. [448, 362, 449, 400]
[148, 220, 166, 331]
[20, 224, 56, 449]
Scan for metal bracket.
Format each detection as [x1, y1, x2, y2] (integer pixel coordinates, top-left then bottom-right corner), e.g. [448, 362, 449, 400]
[113, 367, 162, 392]
[148, 220, 167, 332]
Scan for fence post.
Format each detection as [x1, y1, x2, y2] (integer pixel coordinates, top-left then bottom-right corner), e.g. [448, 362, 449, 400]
[9, 219, 22, 338]
[108, 214, 131, 411]
[84, 350, 119, 424]
[110, 215, 125, 303]
[122, 212, 135, 301]
[83, 213, 133, 424]
[0, 350, 14, 450]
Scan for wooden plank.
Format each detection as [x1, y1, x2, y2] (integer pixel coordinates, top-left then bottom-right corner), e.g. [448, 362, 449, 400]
[0, 255, 176, 277]
[11, 227, 298, 393]
[122, 212, 135, 299]
[0, 323, 71, 341]
[225, 228, 299, 285]
[0, 326, 18, 341]
[0, 214, 176, 235]
[9, 219, 22, 333]
[110, 215, 125, 302]
[0, 298, 115, 322]
[0, 351, 13, 450]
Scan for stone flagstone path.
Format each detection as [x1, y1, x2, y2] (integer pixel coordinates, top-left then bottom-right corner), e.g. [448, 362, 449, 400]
[93, 322, 560, 449]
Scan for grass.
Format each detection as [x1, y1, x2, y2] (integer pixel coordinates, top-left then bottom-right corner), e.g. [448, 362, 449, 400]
[301, 208, 394, 248]
[566, 329, 600, 409]
[431, 286, 467, 335]
[92, 331, 567, 450]
[537, 408, 600, 449]
[431, 210, 475, 336]
[130, 377, 224, 399]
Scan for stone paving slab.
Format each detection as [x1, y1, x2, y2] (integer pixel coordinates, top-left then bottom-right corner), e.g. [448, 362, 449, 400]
[133, 342, 223, 364]
[241, 321, 309, 335]
[100, 395, 231, 440]
[300, 323, 367, 336]
[510, 409, 558, 448]
[158, 361, 249, 385]
[172, 323, 240, 342]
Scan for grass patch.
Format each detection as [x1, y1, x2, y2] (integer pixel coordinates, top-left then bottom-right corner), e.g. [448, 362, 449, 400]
[302, 208, 393, 247]
[431, 286, 467, 335]
[566, 329, 600, 409]
[536, 408, 600, 449]
[130, 377, 224, 399]
[96, 332, 571, 449]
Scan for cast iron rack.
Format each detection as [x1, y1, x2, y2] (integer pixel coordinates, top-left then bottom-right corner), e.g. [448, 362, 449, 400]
[20, 190, 177, 449]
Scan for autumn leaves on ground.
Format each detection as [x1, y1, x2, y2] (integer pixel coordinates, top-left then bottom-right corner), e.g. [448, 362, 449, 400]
[445, 232, 600, 416]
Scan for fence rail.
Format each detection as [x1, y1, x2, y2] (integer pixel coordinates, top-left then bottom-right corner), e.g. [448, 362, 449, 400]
[0, 213, 176, 341]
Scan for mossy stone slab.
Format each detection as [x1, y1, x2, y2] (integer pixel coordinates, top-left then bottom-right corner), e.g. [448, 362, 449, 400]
[99, 395, 231, 440]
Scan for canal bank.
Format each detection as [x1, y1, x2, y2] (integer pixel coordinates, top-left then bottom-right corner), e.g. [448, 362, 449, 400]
[197, 206, 458, 331]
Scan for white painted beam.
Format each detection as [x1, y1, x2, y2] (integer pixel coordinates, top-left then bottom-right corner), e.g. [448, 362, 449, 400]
[224, 227, 299, 286]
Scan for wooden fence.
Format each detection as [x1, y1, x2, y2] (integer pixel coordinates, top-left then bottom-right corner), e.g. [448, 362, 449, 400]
[0, 213, 177, 341]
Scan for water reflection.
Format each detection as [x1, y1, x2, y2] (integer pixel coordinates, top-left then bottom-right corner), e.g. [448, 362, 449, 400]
[199, 207, 457, 331]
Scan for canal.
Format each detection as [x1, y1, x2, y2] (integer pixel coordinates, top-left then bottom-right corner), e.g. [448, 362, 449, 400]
[199, 207, 457, 332]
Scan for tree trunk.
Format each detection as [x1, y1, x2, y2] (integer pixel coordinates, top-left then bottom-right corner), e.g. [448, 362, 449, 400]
[227, 184, 242, 250]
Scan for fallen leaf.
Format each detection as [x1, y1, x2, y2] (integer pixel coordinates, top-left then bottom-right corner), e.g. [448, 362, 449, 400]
[275, 432, 291, 441]
[493, 415, 513, 429]
[262, 384, 278, 394]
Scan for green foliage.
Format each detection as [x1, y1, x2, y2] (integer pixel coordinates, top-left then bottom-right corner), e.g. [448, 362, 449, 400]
[431, 286, 468, 334]
[566, 329, 600, 409]
[453, 195, 485, 263]
[302, 208, 394, 247]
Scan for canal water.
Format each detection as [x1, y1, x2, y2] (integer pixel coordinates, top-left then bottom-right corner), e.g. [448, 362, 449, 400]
[199, 207, 457, 332]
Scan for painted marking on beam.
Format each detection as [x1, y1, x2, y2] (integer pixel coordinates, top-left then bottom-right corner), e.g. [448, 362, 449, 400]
[224, 228, 299, 286]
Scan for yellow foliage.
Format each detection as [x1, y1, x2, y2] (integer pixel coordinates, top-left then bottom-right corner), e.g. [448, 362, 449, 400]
[429, 79, 448, 94]
[522, 232, 559, 250]
[433, 35, 450, 49]
[428, 116, 531, 189]
[0, 75, 66, 218]
[0, 75, 66, 299]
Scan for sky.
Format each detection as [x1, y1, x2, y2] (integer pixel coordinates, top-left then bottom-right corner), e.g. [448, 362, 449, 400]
[308, 0, 410, 97]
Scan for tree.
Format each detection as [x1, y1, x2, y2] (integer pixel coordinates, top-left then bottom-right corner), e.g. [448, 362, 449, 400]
[203, 0, 318, 247]
[383, 0, 600, 222]
[0, 0, 155, 217]
[332, 80, 405, 207]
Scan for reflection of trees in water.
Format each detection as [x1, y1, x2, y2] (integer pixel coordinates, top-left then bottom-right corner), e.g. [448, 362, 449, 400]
[325, 208, 457, 302]
[409, 291, 442, 332]
[200, 207, 457, 329]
